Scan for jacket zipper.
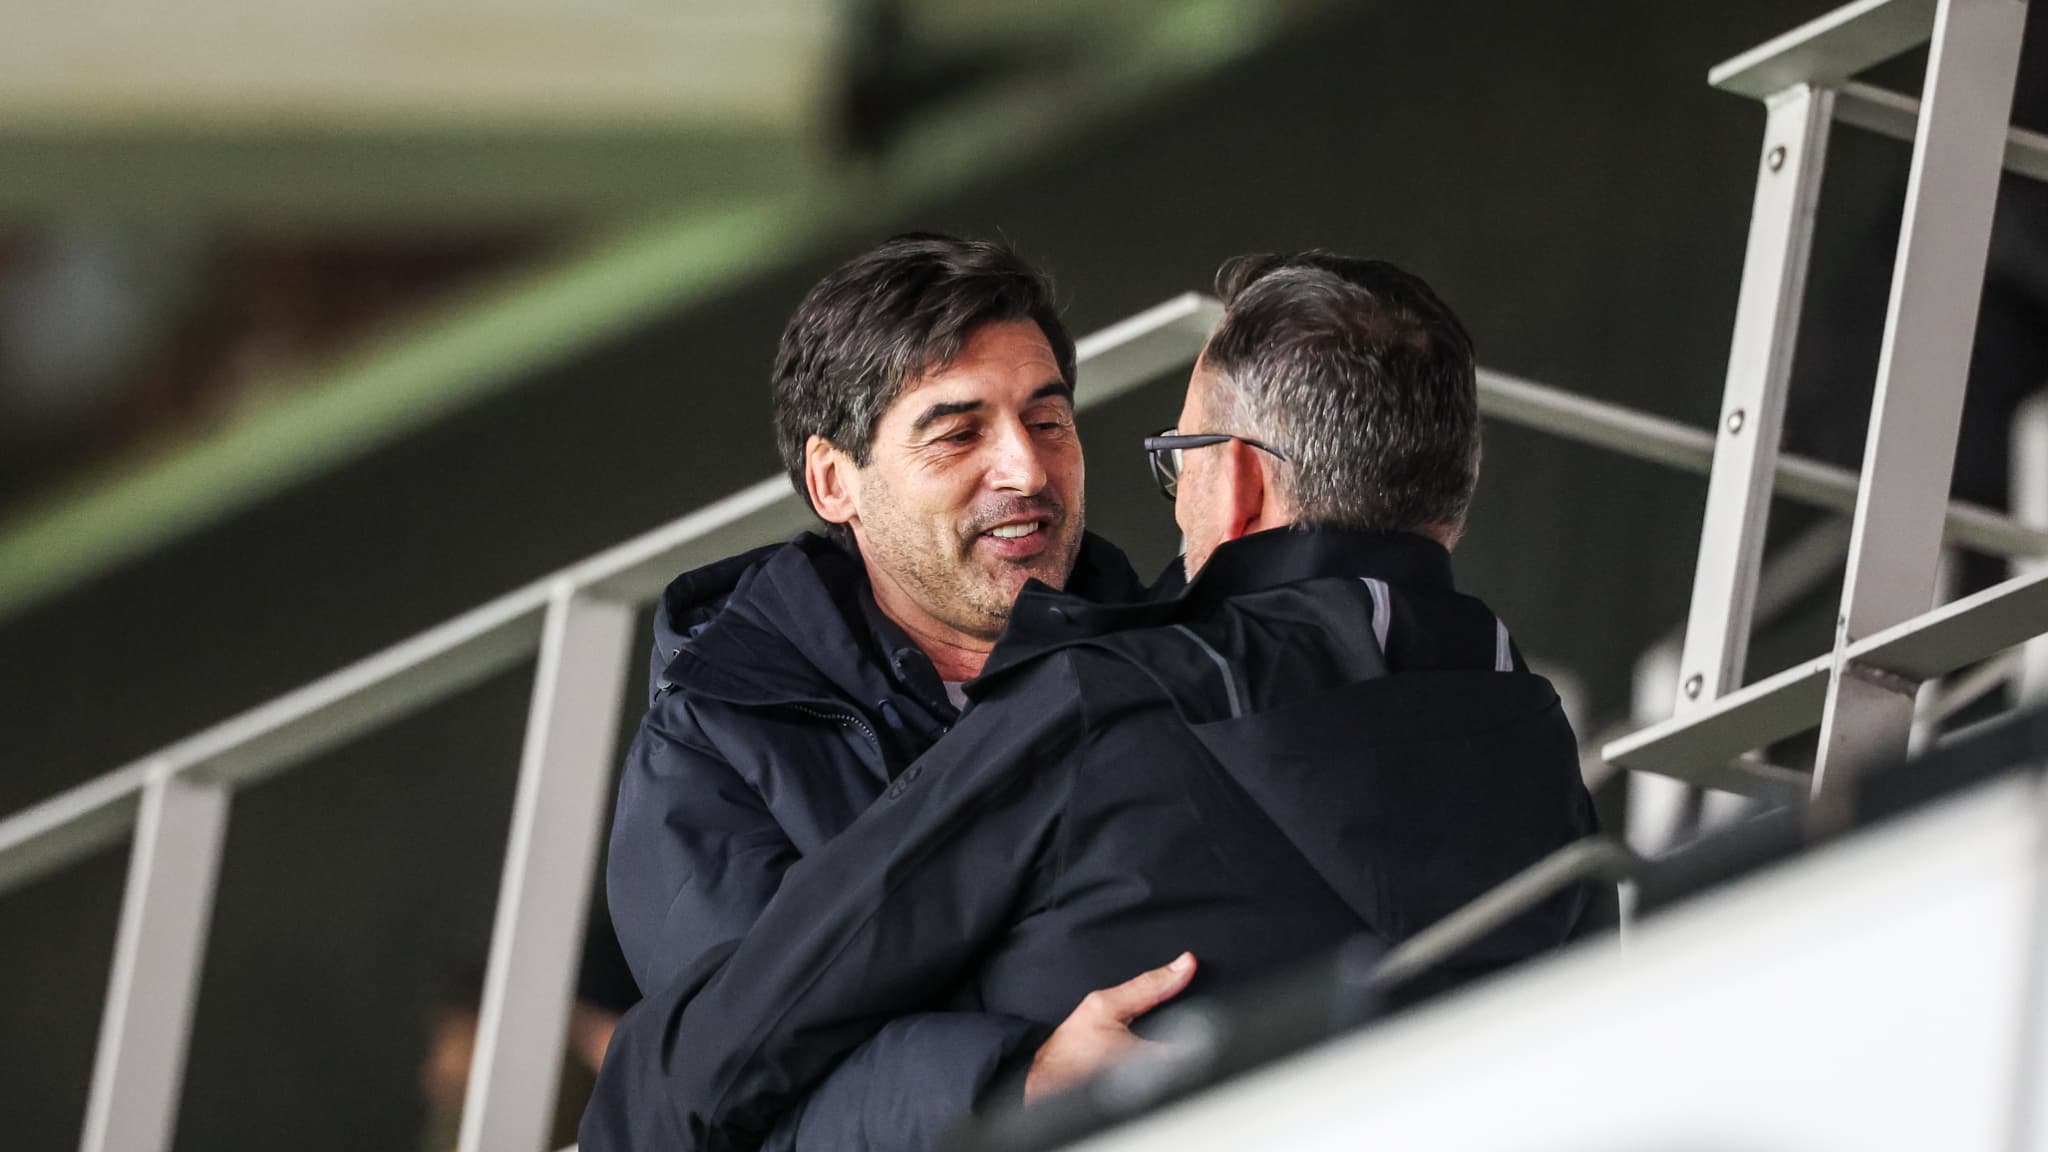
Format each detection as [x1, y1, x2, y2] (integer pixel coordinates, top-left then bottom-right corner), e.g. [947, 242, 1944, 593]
[787, 704, 884, 757]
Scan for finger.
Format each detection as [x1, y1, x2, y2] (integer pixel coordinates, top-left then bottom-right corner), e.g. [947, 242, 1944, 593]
[1089, 952, 1197, 1022]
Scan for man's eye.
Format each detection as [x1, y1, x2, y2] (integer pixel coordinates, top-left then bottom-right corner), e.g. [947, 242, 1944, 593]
[943, 430, 978, 444]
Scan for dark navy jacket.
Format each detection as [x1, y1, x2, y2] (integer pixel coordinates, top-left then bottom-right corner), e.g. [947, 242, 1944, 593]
[585, 527, 1599, 1152]
[605, 530, 1145, 1151]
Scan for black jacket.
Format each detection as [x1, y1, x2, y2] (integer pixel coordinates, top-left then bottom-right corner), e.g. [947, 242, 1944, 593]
[584, 527, 1598, 1152]
[605, 530, 1145, 1151]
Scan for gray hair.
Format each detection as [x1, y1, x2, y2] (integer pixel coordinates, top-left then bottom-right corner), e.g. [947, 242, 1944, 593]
[1201, 252, 1480, 533]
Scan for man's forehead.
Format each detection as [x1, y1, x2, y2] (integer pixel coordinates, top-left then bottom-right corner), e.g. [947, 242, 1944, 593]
[933, 321, 1058, 378]
[885, 323, 1067, 414]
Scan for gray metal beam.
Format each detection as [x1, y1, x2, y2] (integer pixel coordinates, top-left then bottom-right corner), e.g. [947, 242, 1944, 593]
[1606, 568, 2048, 784]
[78, 769, 230, 1152]
[1710, 0, 1936, 99]
[1855, 570, 2048, 684]
[1603, 659, 1833, 794]
[459, 587, 637, 1152]
[1475, 367, 2048, 559]
[1837, 81, 2048, 184]
[1675, 86, 1834, 713]
[1814, 0, 2029, 793]
[2013, 393, 2048, 706]
[0, 764, 153, 897]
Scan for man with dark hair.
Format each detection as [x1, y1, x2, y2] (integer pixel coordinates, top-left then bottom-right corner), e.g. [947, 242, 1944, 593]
[600, 234, 1169, 1151]
[584, 252, 1599, 1151]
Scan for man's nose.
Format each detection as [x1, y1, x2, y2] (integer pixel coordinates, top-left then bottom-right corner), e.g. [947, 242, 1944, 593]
[985, 417, 1050, 494]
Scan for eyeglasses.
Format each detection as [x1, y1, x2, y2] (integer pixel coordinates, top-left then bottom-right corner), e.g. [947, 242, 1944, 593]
[1142, 427, 1290, 502]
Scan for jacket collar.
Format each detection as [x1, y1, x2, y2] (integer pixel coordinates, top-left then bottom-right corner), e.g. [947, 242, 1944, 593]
[660, 533, 902, 712]
[978, 526, 1456, 686]
[660, 530, 1145, 713]
[1178, 525, 1454, 608]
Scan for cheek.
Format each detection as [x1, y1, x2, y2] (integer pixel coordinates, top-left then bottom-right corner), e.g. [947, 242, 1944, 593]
[1174, 467, 1214, 542]
[1175, 498, 1206, 549]
[1053, 440, 1084, 498]
[891, 457, 984, 525]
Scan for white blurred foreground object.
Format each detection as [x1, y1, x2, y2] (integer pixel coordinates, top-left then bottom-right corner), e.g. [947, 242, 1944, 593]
[1060, 768, 2048, 1152]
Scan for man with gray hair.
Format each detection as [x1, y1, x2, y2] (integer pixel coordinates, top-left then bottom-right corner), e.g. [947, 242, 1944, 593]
[585, 252, 1597, 1151]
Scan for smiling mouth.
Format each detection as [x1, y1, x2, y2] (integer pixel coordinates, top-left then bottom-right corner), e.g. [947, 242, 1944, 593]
[985, 521, 1043, 540]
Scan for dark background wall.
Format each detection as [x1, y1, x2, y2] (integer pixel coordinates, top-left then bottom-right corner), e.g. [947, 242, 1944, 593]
[13, 1, 2043, 1147]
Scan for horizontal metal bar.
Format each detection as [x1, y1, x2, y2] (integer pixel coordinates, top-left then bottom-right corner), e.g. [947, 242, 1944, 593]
[1851, 570, 2048, 682]
[0, 299, 1220, 897]
[1476, 367, 2048, 560]
[1476, 368, 1720, 475]
[1709, 0, 1935, 100]
[571, 478, 821, 608]
[1068, 292, 1226, 405]
[1606, 570, 2048, 783]
[1836, 80, 2048, 184]
[1775, 453, 2048, 559]
[181, 588, 553, 791]
[1373, 837, 1645, 991]
[0, 590, 549, 900]
[1603, 657, 1831, 795]
[1927, 648, 2023, 725]
[0, 763, 153, 898]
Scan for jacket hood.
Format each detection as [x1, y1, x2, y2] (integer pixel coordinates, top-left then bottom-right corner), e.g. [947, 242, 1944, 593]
[1186, 669, 1592, 966]
[973, 524, 1596, 963]
[978, 526, 1457, 689]
[655, 530, 1146, 712]
[655, 534, 896, 712]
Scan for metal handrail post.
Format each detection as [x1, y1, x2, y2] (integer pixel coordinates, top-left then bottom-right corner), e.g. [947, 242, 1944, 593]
[78, 765, 231, 1152]
[1813, 0, 2031, 793]
[2017, 391, 2048, 708]
[1675, 84, 1834, 715]
[458, 583, 638, 1152]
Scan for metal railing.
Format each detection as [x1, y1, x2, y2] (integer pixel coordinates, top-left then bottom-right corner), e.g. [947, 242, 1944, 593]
[8, 3, 2048, 1133]
[1606, 0, 2048, 794]
[8, 304, 2048, 1152]
[1, 294, 1218, 1152]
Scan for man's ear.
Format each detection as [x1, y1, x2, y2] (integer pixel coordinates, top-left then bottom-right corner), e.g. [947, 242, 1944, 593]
[804, 435, 859, 527]
[1220, 438, 1269, 543]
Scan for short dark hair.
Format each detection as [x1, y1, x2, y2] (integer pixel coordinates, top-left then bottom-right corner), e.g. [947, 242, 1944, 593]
[1202, 251, 1480, 533]
[772, 233, 1076, 511]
